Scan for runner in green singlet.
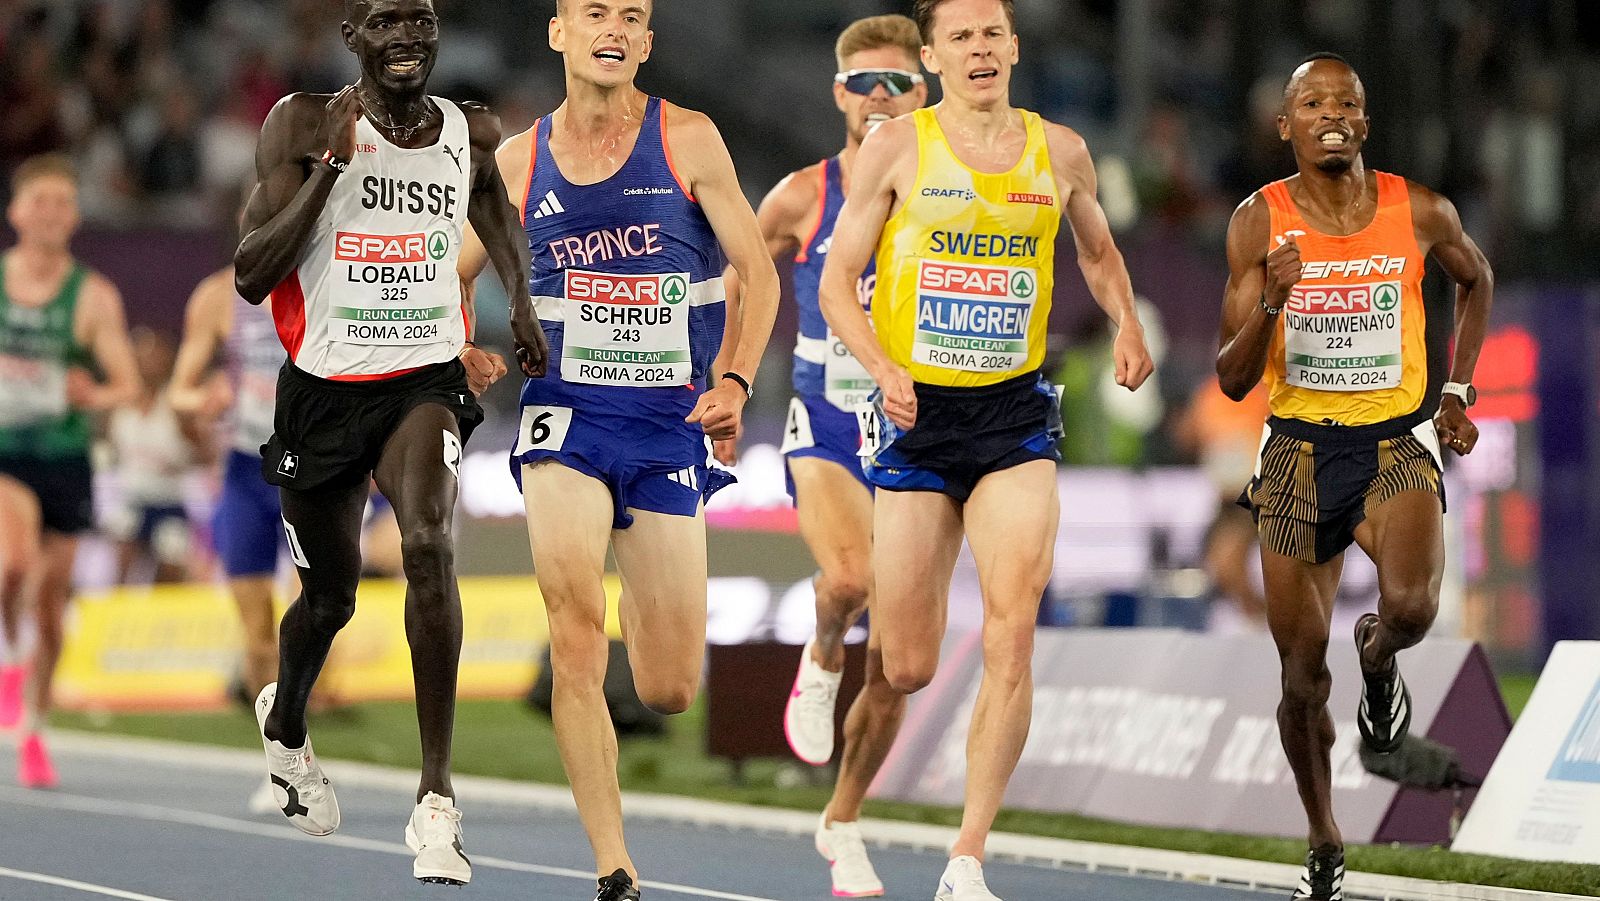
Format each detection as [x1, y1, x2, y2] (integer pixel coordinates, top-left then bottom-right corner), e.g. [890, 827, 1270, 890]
[0, 154, 139, 788]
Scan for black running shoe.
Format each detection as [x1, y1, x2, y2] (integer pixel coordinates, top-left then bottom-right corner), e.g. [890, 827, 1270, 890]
[1290, 848, 1345, 900]
[1354, 613, 1412, 754]
[596, 869, 640, 901]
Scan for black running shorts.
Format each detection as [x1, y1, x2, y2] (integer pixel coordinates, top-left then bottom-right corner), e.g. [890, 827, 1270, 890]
[1240, 415, 1445, 565]
[863, 371, 1062, 502]
[262, 360, 484, 493]
[0, 453, 94, 534]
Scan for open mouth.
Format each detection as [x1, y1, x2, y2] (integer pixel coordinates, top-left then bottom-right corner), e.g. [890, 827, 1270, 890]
[866, 112, 891, 123]
[594, 47, 626, 65]
[969, 68, 998, 84]
[385, 57, 425, 76]
[1318, 130, 1350, 150]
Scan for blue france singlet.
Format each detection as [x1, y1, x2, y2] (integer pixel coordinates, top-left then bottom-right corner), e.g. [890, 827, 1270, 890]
[790, 156, 875, 411]
[519, 96, 727, 415]
[228, 290, 284, 455]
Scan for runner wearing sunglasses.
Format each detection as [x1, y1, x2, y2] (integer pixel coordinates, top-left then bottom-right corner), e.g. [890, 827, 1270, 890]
[723, 15, 926, 898]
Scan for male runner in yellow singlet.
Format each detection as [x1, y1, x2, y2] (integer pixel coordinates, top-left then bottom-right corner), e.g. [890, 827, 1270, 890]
[819, 2, 1154, 898]
[1217, 53, 1492, 901]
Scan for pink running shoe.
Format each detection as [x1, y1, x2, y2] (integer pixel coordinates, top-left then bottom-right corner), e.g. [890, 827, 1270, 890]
[18, 732, 57, 789]
[0, 665, 24, 729]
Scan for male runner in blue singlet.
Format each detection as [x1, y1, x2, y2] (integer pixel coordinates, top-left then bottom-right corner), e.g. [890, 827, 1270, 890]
[459, 2, 779, 897]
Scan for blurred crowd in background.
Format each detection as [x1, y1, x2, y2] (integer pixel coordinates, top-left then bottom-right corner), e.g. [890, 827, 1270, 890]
[0, 0, 1592, 657]
[3, 0, 1595, 269]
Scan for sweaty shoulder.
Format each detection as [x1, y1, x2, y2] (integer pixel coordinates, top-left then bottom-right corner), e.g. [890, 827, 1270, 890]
[863, 115, 918, 158]
[457, 100, 504, 153]
[265, 93, 335, 136]
[1041, 119, 1090, 168]
[660, 100, 722, 149]
[258, 93, 336, 159]
[1401, 177, 1459, 244]
[764, 161, 826, 227]
[1225, 191, 1272, 265]
[1040, 120, 1094, 204]
[497, 125, 536, 161]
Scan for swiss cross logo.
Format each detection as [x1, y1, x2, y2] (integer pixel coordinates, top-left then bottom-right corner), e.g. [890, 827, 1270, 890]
[334, 232, 428, 263]
[277, 452, 300, 478]
[566, 270, 676, 305]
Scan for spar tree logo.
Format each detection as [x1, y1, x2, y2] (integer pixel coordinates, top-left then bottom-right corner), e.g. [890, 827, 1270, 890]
[1374, 283, 1399, 312]
[1011, 270, 1035, 300]
[663, 274, 688, 305]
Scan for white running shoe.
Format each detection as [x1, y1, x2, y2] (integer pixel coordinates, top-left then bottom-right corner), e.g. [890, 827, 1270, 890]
[404, 792, 471, 885]
[935, 856, 1002, 901]
[254, 682, 340, 835]
[816, 813, 884, 898]
[784, 638, 843, 765]
[247, 776, 278, 816]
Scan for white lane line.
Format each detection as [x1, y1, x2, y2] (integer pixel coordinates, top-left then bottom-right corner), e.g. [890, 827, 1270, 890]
[0, 788, 780, 901]
[0, 866, 178, 901]
[49, 733, 1577, 901]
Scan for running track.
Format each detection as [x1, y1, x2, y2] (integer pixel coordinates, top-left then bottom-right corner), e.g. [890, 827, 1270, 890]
[0, 734, 1280, 901]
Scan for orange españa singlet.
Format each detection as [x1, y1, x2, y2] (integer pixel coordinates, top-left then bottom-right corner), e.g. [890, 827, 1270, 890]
[1261, 172, 1427, 427]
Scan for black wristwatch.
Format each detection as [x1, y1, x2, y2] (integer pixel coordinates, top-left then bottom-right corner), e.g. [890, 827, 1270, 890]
[721, 371, 753, 399]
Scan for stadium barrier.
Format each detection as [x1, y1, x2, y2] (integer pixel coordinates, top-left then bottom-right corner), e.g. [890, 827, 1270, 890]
[54, 577, 624, 710]
[1455, 641, 1600, 864]
[868, 629, 1510, 845]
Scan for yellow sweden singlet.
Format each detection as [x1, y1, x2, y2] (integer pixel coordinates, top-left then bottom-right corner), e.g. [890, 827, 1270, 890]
[873, 107, 1060, 388]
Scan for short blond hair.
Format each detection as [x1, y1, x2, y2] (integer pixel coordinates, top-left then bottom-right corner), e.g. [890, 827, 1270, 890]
[11, 153, 77, 195]
[835, 14, 922, 71]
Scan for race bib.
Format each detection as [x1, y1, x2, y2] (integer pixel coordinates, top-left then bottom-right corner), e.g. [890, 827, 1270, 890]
[331, 230, 455, 346]
[514, 405, 573, 455]
[561, 269, 692, 387]
[855, 402, 890, 458]
[912, 260, 1037, 373]
[1282, 281, 1403, 392]
[0, 354, 68, 428]
[780, 397, 814, 454]
[824, 332, 875, 411]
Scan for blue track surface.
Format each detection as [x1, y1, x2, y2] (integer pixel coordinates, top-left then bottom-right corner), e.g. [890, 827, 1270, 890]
[0, 738, 1280, 901]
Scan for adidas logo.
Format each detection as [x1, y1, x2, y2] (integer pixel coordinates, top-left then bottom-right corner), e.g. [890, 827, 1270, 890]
[667, 467, 699, 491]
[531, 190, 565, 219]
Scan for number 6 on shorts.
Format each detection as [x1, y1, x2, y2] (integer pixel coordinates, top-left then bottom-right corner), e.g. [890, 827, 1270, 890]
[514, 405, 574, 455]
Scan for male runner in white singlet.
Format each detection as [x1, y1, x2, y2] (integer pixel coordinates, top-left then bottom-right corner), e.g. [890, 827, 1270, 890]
[233, 0, 546, 885]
